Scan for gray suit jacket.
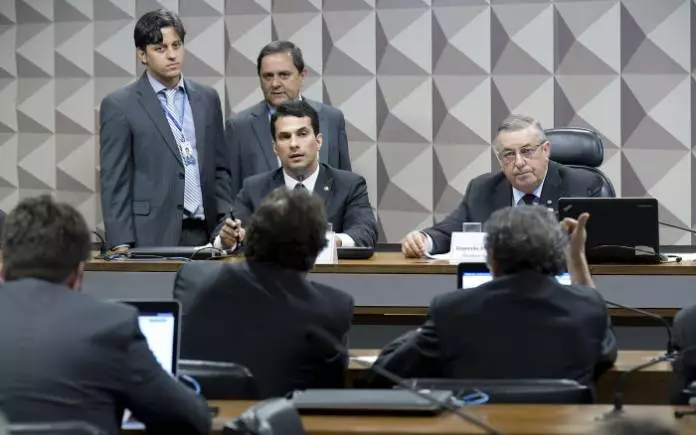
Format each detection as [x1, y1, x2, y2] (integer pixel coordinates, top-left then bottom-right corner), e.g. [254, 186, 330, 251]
[219, 164, 377, 247]
[99, 73, 232, 248]
[225, 99, 351, 197]
[424, 162, 609, 254]
[0, 278, 211, 435]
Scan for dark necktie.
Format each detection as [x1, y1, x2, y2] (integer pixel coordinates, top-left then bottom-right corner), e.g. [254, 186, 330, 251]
[294, 183, 307, 191]
[522, 194, 537, 205]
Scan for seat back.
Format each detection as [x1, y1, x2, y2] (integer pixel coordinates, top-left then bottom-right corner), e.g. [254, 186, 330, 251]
[546, 127, 615, 197]
[172, 261, 224, 316]
[9, 421, 105, 434]
[222, 398, 305, 435]
[409, 378, 593, 404]
[178, 359, 258, 400]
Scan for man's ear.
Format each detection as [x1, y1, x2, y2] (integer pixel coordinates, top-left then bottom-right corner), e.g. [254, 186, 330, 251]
[65, 262, 85, 292]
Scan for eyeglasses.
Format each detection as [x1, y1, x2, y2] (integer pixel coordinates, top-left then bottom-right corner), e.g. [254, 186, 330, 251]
[497, 142, 546, 163]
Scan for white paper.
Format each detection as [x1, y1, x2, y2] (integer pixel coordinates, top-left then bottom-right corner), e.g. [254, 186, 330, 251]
[351, 355, 378, 365]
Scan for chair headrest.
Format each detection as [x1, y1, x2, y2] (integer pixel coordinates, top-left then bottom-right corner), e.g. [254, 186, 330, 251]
[546, 127, 604, 167]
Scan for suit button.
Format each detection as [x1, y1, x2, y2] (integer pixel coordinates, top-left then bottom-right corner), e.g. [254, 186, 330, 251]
[178, 173, 184, 179]
[177, 204, 183, 210]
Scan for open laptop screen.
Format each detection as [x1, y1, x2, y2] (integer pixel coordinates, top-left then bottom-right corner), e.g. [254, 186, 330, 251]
[121, 300, 180, 375]
[457, 263, 570, 289]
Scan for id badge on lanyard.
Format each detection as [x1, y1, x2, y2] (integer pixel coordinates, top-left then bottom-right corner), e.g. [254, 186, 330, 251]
[167, 95, 196, 167]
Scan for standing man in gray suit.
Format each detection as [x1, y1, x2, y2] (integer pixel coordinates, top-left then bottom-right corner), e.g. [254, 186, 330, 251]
[99, 9, 231, 250]
[225, 41, 351, 197]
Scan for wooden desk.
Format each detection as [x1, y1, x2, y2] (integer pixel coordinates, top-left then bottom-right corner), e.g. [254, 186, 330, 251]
[348, 350, 673, 405]
[198, 402, 694, 435]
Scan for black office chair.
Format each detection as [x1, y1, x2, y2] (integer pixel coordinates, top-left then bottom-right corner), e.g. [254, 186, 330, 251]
[178, 359, 258, 400]
[9, 421, 105, 434]
[546, 127, 616, 197]
[409, 378, 593, 404]
[222, 398, 306, 435]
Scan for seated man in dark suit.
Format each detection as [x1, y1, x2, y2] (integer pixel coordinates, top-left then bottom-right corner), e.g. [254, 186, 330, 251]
[670, 304, 696, 403]
[0, 196, 210, 434]
[214, 100, 377, 249]
[181, 188, 354, 399]
[375, 206, 617, 388]
[402, 114, 609, 257]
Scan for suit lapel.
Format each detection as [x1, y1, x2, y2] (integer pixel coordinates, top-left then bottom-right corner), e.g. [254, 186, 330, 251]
[250, 101, 277, 170]
[136, 73, 182, 166]
[271, 168, 285, 190]
[539, 162, 566, 210]
[185, 79, 206, 170]
[492, 173, 513, 211]
[306, 99, 329, 164]
[313, 164, 334, 210]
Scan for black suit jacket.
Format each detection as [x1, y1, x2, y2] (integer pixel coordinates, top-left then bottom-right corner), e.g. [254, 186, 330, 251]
[671, 304, 696, 403]
[225, 99, 351, 197]
[0, 278, 210, 435]
[178, 261, 354, 399]
[424, 162, 608, 254]
[221, 163, 378, 247]
[373, 273, 617, 388]
[99, 72, 232, 248]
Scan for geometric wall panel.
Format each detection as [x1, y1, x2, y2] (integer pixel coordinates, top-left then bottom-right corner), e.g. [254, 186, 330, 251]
[0, 0, 695, 243]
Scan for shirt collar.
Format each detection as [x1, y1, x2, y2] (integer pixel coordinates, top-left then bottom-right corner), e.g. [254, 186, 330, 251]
[283, 163, 320, 192]
[146, 71, 185, 95]
[512, 174, 546, 206]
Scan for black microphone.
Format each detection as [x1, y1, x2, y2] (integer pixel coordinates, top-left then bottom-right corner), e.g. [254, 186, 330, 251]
[604, 299, 673, 355]
[598, 344, 696, 420]
[659, 220, 696, 235]
[305, 326, 501, 435]
[91, 230, 107, 257]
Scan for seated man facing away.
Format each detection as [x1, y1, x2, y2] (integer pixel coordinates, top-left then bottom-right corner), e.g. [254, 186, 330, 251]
[0, 196, 210, 434]
[214, 99, 378, 250]
[402, 114, 610, 257]
[181, 188, 354, 399]
[375, 206, 617, 388]
[670, 302, 696, 403]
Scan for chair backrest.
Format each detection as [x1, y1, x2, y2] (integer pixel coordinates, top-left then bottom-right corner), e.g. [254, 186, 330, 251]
[178, 359, 258, 400]
[222, 398, 305, 435]
[546, 127, 616, 197]
[409, 378, 593, 404]
[9, 421, 105, 434]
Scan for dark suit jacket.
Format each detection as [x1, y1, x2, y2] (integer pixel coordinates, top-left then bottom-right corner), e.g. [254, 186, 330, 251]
[373, 273, 617, 389]
[0, 278, 210, 435]
[0, 208, 5, 240]
[221, 163, 377, 247]
[99, 72, 232, 248]
[178, 261, 354, 399]
[225, 99, 351, 197]
[671, 304, 696, 403]
[424, 161, 608, 254]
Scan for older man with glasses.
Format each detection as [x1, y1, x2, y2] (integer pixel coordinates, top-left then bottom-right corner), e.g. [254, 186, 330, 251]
[402, 114, 609, 257]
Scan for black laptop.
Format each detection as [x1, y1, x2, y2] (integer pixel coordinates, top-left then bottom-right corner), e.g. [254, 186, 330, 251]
[557, 197, 660, 264]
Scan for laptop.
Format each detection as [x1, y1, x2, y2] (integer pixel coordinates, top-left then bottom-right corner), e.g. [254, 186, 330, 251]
[127, 246, 223, 260]
[292, 389, 451, 415]
[457, 262, 571, 289]
[557, 197, 660, 264]
[120, 300, 181, 429]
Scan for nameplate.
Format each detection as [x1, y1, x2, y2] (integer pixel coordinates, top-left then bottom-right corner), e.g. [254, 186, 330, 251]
[448, 231, 487, 263]
[315, 231, 338, 265]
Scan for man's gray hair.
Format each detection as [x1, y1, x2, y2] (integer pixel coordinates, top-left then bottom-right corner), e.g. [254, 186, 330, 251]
[494, 114, 547, 151]
[484, 205, 567, 276]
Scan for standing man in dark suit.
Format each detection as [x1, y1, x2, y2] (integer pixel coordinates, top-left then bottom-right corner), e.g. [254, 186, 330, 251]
[99, 9, 231, 250]
[225, 40, 351, 197]
[0, 195, 210, 434]
[180, 188, 354, 399]
[375, 206, 617, 388]
[215, 100, 377, 249]
[402, 114, 609, 257]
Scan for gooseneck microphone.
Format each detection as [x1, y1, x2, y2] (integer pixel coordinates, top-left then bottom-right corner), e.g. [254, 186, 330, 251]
[91, 230, 107, 257]
[598, 344, 696, 420]
[306, 325, 502, 435]
[604, 299, 673, 355]
[659, 220, 696, 235]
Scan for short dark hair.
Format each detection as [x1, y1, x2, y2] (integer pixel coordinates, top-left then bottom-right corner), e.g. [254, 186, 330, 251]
[484, 205, 567, 276]
[134, 9, 186, 50]
[256, 40, 305, 75]
[270, 100, 320, 140]
[245, 188, 327, 271]
[2, 195, 91, 283]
